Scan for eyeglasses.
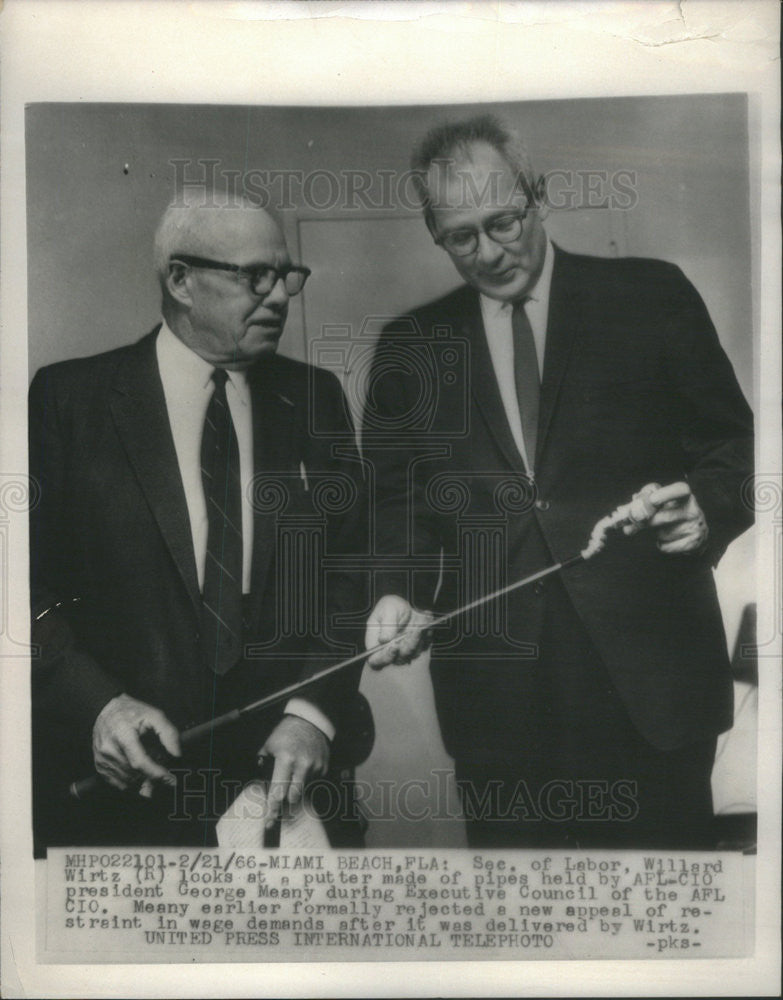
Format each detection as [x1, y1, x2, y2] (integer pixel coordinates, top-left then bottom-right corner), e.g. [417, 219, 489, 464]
[434, 208, 530, 257]
[170, 254, 311, 296]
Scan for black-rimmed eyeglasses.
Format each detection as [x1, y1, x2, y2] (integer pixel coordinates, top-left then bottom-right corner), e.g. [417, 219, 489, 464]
[170, 254, 311, 296]
[433, 208, 530, 257]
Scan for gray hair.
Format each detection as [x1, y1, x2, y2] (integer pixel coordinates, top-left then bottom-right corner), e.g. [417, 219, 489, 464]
[410, 114, 537, 218]
[152, 192, 275, 294]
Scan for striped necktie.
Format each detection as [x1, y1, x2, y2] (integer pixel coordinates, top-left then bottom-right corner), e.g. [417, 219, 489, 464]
[512, 298, 540, 473]
[200, 368, 243, 675]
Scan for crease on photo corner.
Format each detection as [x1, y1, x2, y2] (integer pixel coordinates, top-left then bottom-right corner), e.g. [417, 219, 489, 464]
[608, 0, 779, 50]
[181, 0, 777, 59]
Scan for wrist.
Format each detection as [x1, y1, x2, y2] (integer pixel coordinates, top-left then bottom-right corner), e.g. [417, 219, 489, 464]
[284, 699, 335, 742]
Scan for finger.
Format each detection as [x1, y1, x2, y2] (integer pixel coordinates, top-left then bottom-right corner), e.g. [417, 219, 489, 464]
[367, 641, 402, 670]
[96, 764, 130, 791]
[145, 712, 181, 759]
[389, 598, 412, 628]
[138, 779, 154, 799]
[364, 621, 397, 653]
[367, 627, 402, 661]
[364, 625, 397, 656]
[657, 527, 690, 545]
[656, 518, 706, 549]
[404, 611, 435, 654]
[94, 742, 132, 778]
[377, 621, 406, 646]
[649, 507, 693, 528]
[96, 749, 139, 789]
[659, 513, 704, 538]
[266, 755, 292, 827]
[103, 774, 129, 791]
[395, 625, 425, 661]
[658, 534, 703, 554]
[118, 730, 175, 785]
[95, 752, 134, 785]
[654, 516, 694, 536]
[94, 734, 138, 784]
[648, 481, 692, 509]
[287, 761, 308, 805]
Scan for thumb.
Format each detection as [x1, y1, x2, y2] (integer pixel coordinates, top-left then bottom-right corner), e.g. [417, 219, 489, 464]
[649, 481, 691, 509]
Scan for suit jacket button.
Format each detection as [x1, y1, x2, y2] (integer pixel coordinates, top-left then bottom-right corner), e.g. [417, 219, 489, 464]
[535, 499, 550, 511]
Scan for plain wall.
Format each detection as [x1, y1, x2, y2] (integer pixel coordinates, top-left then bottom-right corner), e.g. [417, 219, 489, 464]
[26, 96, 755, 846]
[26, 95, 752, 396]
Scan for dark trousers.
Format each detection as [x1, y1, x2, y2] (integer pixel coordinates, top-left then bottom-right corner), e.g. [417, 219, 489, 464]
[34, 706, 365, 853]
[36, 757, 364, 853]
[455, 575, 718, 850]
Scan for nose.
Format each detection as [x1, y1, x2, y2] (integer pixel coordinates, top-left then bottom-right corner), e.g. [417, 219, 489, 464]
[475, 230, 505, 267]
[263, 274, 290, 309]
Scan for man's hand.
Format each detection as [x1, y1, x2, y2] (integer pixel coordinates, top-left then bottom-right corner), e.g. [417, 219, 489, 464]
[648, 481, 709, 554]
[92, 693, 181, 797]
[258, 715, 329, 829]
[364, 595, 434, 669]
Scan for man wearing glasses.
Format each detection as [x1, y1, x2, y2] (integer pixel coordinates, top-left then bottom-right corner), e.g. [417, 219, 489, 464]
[363, 115, 753, 848]
[30, 196, 366, 849]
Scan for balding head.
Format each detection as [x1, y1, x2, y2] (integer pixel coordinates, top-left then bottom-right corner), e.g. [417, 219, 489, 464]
[410, 115, 538, 221]
[153, 196, 283, 293]
[154, 196, 294, 368]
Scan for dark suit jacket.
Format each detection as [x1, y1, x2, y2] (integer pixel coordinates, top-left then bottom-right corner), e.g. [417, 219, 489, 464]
[363, 247, 753, 760]
[30, 328, 368, 848]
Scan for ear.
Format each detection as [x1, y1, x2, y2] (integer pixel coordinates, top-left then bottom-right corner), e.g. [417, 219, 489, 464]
[165, 260, 193, 308]
[533, 174, 549, 220]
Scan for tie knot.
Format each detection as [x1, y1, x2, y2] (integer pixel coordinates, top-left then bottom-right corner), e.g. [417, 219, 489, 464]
[211, 368, 229, 390]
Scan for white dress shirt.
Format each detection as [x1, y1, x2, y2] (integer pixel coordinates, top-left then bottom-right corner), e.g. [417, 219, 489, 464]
[155, 323, 333, 740]
[157, 323, 254, 592]
[479, 238, 555, 475]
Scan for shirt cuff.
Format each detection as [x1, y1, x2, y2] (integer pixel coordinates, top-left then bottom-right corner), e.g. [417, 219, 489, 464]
[284, 699, 336, 742]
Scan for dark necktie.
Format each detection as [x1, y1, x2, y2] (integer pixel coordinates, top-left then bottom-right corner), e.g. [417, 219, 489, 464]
[512, 298, 540, 473]
[200, 368, 243, 675]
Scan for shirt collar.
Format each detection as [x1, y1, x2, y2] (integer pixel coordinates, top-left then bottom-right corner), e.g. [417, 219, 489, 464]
[157, 321, 250, 402]
[480, 236, 555, 317]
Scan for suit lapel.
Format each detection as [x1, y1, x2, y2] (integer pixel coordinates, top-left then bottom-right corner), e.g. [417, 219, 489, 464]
[245, 358, 297, 632]
[109, 330, 201, 615]
[460, 291, 528, 473]
[536, 247, 582, 467]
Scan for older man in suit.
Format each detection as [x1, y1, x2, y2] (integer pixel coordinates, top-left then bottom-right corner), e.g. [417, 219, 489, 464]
[30, 196, 367, 851]
[363, 115, 753, 849]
